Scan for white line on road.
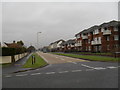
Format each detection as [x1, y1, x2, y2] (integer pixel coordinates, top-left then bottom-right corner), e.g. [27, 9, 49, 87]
[16, 74, 28, 77]
[71, 62, 77, 64]
[37, 53, 49, 63]
[59, 71, 69, 73]
[81, 64, 94, 69]
[55, 57, 58, 58]
[36, 69, 39, 71]
[5, 75, 12, 78]
[46, 72, 55, 74]
[107, 66, 118, 69]
[31, 73, 41, 75]
[67, 61, 72, 62]
[71, 70, 82, 72]
[86, 69, 94, 71]
[94, 67, 106, 70]
[61, 58, 65, 60]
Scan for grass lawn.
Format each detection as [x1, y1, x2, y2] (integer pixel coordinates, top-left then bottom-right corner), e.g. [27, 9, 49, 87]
[0, 63, 12, 67]
[76, 52, 112, 56]
[22, 53, 48, 68]
[52, 53, 120, 62]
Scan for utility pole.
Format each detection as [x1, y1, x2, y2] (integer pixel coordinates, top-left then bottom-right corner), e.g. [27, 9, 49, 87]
[37, 32, 41, 50]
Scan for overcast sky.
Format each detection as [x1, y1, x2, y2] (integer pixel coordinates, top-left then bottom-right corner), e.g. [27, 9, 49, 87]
[2, 2, 118, 48]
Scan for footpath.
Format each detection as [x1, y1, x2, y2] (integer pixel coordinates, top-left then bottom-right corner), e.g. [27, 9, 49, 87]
[2, 53, 33, 75]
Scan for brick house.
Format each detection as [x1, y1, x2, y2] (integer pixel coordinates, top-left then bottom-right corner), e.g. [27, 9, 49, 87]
[75, 20, 120, 53]
[60, 39, 76, 52]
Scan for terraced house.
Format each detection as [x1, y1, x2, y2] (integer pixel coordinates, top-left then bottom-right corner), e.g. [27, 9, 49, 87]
[60, 39, 76, 52]
[75, 20, 120, 53]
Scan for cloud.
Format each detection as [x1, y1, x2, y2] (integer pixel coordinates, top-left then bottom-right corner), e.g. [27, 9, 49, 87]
[2, 2, 118, 47]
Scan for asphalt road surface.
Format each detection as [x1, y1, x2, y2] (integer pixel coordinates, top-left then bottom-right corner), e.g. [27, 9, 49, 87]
[2, 52, 119, 88]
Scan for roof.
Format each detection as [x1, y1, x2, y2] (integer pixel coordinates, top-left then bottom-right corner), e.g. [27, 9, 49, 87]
[60, 39, 75, 45]
[4, 42, 22, 48]
[75, 20, 120, 36]
[100, 20, 120, 28]
[50, 39, 65, 45]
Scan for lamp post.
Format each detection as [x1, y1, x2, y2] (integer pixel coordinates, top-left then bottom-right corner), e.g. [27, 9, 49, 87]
[37, 32, 41, 50]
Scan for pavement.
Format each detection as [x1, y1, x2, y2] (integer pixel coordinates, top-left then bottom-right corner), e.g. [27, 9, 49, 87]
[2, 51, 119, 88]
[2, 53, 32, 75]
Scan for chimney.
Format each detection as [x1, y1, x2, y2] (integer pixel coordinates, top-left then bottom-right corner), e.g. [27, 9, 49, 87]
[13, 41, 15, 43]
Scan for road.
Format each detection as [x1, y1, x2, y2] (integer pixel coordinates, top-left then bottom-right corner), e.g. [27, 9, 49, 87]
[2, 52, 119, 88]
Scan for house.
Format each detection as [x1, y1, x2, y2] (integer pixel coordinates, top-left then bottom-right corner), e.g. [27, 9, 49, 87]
[75, 20, 120, 53]
[49, 39, 65, 52]
[60, 39, 76, 52]
[4, 41, 22, 48]
[27, 45, 36, 53]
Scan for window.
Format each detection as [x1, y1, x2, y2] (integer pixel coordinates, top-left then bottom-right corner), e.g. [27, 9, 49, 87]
[88, 39, 90, 43]
[76, 34, 80, 39]
[89, 46, 91, 51]
[107, 45, 109, 50]
[114, 27, 118, 31]
[98, 37, 101, 41]
[99, 46, 101, 51]
[104, 27, 107, 30]
[99, 29, 101, 32]
[88, 33, 90, 36]
[106, 36, 110, 41]
[94, 29, 99, 34]
[114, 44, 119, 48]
[114, 35, 119, 40]
[101, 28, 104, 32]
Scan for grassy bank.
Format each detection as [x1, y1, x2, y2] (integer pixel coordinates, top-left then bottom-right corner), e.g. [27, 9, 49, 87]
[52, 53, 120, 62]
[22, 53, 48, 68]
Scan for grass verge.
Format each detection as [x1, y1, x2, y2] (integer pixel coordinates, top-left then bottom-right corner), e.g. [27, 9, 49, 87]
[22, 53, 48, 68]
[0, 63, 11, 67]
[52, 53, 120, 62]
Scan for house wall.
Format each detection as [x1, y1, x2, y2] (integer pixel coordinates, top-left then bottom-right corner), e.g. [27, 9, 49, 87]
[75, 25, 119, 53]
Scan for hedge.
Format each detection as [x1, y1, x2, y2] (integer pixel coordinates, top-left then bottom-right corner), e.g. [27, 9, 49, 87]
[1, 47, 27, 56]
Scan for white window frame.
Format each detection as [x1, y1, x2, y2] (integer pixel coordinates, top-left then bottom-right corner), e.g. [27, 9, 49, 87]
[107, 36, 110, 41]
[114, 35, 119, 41]
[114, 27, 118, 31]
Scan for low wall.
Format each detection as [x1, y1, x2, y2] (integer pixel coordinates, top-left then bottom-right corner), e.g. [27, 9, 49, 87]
[0, 53, 28, 64]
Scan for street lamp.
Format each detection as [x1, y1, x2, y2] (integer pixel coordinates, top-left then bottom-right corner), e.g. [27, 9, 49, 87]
[37, 32, 42, 49]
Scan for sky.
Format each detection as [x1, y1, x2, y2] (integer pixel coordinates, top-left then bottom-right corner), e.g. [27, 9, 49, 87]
[2, 2, 118, 48]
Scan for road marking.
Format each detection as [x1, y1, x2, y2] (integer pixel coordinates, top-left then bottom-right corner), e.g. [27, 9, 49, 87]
[61, 58, 65, 60]
[107, 66, 118, 69]
[81, 64, 94, 69]
[71, 70, 82, 72]
[59, 71, 69, 73]
[46, 72, 55, 74]
[5, 75, 12, 78]
[67, 61, 72, 62]
[71, 62, 77, 64]
[16, 74, 28, 77]
[37, 53, 49, 63]
[36, 69, 39, 71]
[86, 69, 94, 71]
[31, 73, 41, 75]
[55, 57, 58, 58]
[94, 67, 106, 70]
